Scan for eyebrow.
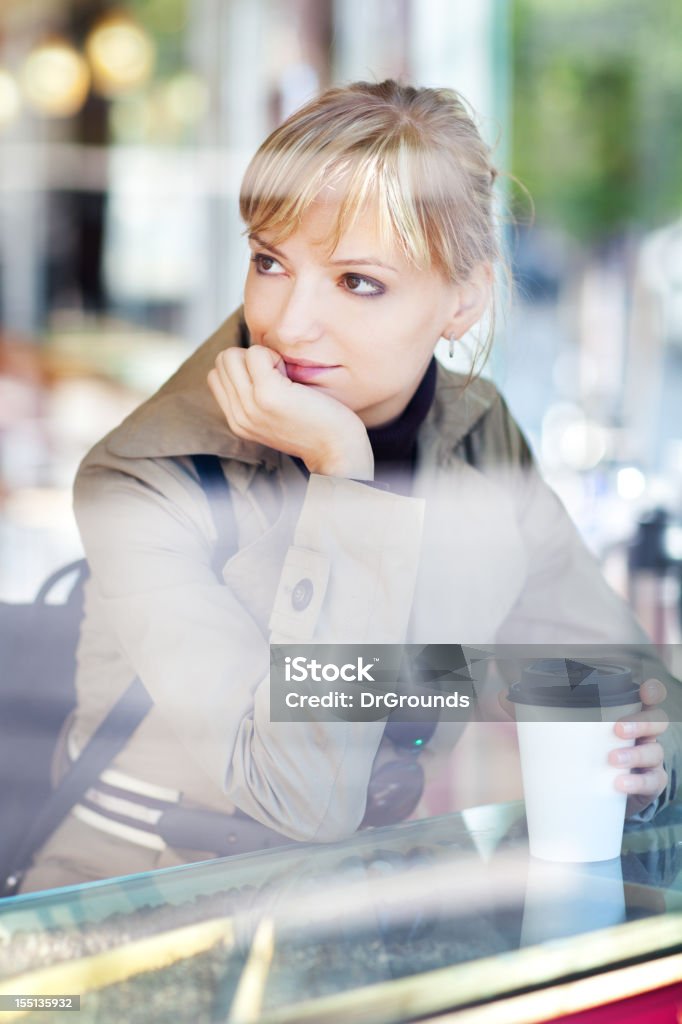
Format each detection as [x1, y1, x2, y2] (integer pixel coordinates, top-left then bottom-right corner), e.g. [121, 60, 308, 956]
[329, 256, 398, 273]
[248, 233, 398, 274]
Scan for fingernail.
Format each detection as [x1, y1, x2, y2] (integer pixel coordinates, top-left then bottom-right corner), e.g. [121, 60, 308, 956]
[620, 776, 637, 791]
[614, 750, 632, 765]
[621, 722, 637, 735]
[643, 681, 659, 701]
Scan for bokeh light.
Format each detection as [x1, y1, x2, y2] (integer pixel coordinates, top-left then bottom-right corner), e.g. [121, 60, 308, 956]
[559, 420, 608, 471]
[85, 11, 156, 98]
[21, 39, 90, 118]
[541, 402, 609, 471]
[616, 466, 646, 501]
[161, 71, 208, 128]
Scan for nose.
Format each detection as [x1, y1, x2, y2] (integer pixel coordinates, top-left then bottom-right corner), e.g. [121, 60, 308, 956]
[274, 278, 324, 348]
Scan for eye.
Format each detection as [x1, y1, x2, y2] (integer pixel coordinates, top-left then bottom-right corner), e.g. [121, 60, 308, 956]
[343, 274, 384, 297]
[251, 252, 285, 275]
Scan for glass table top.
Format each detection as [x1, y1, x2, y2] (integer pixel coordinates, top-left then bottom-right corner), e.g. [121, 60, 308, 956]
[1, 800, 681, 1023]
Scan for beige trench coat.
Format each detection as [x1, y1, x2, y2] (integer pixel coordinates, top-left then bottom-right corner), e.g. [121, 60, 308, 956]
[21, 308, 679, 890]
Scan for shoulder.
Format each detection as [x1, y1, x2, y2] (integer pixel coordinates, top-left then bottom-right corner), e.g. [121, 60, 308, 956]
[432, 363, 533, 469]
[469, 385, 533, 469]
[73, 442, 207, 544]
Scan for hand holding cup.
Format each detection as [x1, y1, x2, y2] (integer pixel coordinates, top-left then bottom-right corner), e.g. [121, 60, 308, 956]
[497, 661, 670, 861]
[611, 678, 668, 818]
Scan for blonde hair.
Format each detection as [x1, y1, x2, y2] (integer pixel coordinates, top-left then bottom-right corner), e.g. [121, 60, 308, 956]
[239, 79, 501, 366]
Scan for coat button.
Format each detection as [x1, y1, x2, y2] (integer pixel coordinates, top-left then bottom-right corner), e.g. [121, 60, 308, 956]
[291, 577, 313, 611]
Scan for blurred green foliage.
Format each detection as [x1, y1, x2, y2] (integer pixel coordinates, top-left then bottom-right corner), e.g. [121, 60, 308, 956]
[511, 0, 682, 242]
[128, 0, 188, 76]
[130, 0, 188, 34]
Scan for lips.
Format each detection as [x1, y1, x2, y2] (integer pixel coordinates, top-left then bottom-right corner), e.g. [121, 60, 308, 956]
[282, 357, 339, 384]
[282, 356, 335, 368]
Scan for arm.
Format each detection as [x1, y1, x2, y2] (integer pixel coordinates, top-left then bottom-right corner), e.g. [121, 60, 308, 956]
[75, 449, 424, 842]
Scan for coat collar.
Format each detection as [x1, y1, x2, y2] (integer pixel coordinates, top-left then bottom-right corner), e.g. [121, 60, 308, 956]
[105, 306, 498, 467]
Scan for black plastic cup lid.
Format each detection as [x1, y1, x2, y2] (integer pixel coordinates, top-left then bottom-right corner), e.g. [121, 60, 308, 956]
[507, 659, 639, 709]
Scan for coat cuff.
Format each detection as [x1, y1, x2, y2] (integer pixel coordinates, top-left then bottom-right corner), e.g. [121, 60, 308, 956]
[268, 546, 330, 641]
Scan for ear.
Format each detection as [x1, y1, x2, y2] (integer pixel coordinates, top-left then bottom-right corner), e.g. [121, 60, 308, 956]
[443, 262, 493, 340]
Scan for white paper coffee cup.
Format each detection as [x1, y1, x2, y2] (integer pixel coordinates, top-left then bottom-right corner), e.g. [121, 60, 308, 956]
[509, 660, 642, 863]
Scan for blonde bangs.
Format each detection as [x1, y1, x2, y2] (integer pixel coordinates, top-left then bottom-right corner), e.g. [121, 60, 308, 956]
[239, 81, 498, 292]
[240, 134, 461, 278]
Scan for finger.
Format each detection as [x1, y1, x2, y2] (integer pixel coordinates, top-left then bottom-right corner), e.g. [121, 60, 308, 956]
[640, 678, 667, 705]
[207, 368, 231, 418]
[246, 346, 291, 408]
[615, 766, 667, 796]
[614, 710, 669, 740]
[245, 344, 283, 378]
[209, 363, 251, 438]
[208, 368, 241, 433]
[215, 350, 254, 424]
[217, 348, 253, 404]
[608, 741, 664, 770]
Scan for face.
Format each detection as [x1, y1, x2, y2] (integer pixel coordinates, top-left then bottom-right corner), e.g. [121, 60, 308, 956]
[243, 197, 484, 427]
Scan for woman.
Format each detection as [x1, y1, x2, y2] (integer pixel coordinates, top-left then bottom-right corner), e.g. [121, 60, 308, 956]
[21, 80, 673, 893]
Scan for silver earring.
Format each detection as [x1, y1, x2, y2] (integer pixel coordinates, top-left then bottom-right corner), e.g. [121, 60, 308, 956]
[448, 335, 456, 359]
